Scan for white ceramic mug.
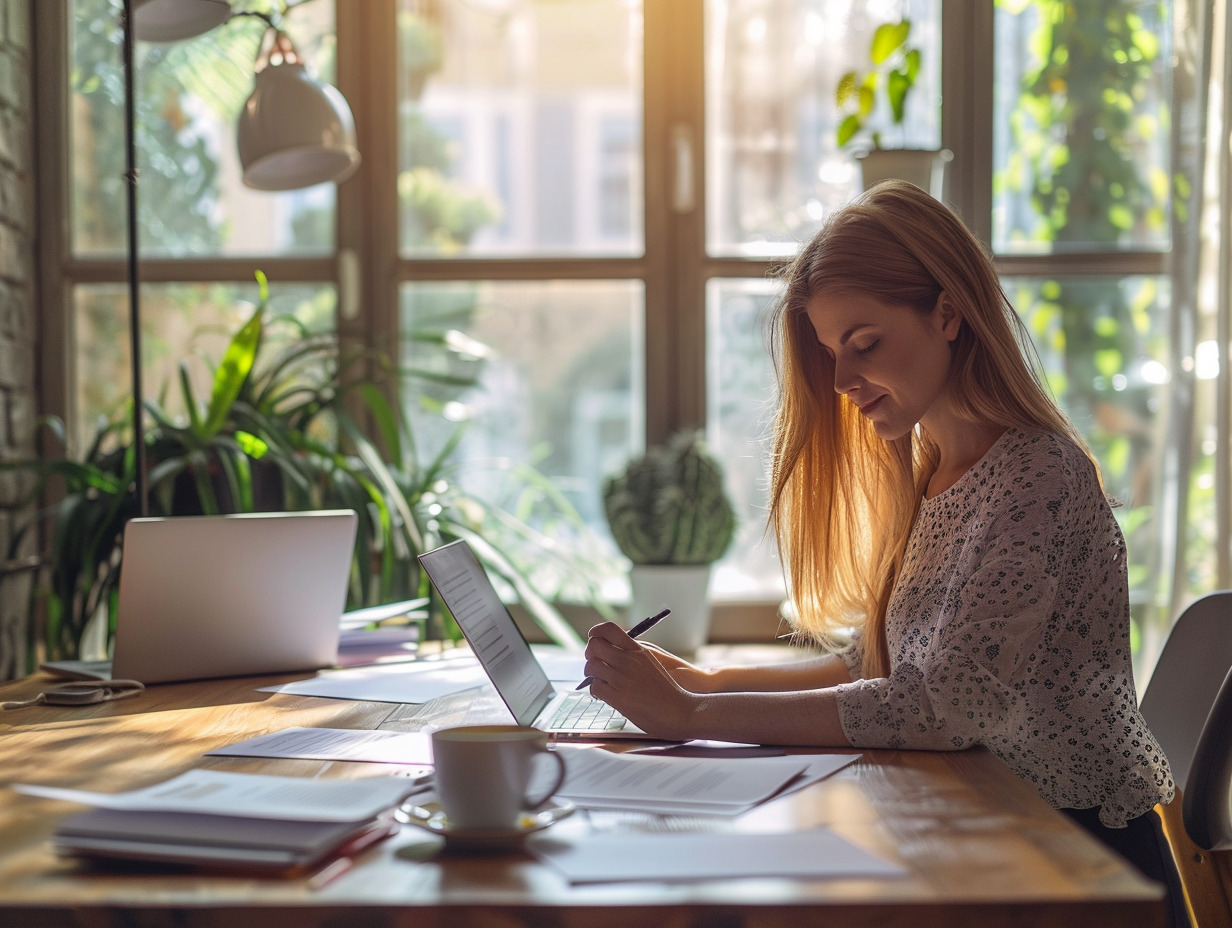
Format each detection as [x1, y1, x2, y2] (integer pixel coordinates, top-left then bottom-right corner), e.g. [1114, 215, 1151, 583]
[430, 725, 567, 830]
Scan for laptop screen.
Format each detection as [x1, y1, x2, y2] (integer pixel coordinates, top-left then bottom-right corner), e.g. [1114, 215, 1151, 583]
[418, 540, 557, 725]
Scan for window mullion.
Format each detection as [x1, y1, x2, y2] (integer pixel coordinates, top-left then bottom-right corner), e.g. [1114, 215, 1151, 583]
[645, 0, 707, 445]
[943, 0, 994, 241]
[995, 252, 1169, 277]
[337, 0, 399, 367]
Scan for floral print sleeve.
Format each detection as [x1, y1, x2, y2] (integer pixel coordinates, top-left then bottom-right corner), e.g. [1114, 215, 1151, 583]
[830, 429, 1174, 827]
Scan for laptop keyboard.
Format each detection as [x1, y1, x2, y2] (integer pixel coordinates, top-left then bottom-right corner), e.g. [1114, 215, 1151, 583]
[548, 691, 628, 731]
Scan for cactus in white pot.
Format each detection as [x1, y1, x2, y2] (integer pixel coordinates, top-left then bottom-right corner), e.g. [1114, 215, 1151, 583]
[603, 431, 736, 567]
[602, 431, 736, 653]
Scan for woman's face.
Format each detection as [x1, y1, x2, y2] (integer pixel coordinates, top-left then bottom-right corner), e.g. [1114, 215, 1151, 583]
[804, 290, 961, 441]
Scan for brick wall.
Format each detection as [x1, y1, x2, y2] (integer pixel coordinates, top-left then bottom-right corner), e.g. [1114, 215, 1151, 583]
[0, 0, 36, 681]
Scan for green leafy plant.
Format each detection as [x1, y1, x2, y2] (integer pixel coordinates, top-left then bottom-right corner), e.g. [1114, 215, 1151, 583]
[602, 431, 736, 566]
[2, 273, 588, 669]
[399, 165, 501, 252]
[835, 18, 921, 151]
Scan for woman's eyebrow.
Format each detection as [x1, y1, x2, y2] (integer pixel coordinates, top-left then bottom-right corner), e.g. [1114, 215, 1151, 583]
[817, 323, 875, 351]
[837, 324, 875, 346]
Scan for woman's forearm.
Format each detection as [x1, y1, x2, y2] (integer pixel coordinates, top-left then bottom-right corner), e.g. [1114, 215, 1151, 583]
[699, 654, 853, 694]
[684, 687, 852, 747]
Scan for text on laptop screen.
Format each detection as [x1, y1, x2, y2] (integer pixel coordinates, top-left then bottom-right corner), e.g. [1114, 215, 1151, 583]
[418, 541, 554, 724]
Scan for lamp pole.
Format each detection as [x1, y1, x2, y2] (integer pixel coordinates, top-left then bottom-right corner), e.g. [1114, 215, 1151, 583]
[121, 0, 148, 518]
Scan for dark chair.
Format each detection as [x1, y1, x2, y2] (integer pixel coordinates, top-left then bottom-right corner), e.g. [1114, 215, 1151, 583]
[1140, 592, 1232, 789]
[1184, 664, 1232, 851]
[1165, 664, 1232, 927]
[1141, 592, 1232, 928]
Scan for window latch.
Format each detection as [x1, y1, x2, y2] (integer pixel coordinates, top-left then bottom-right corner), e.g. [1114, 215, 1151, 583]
[671, 123, 695, 214]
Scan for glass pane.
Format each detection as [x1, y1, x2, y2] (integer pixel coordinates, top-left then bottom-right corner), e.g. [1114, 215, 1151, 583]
[707, 278, 785, 599]
[400, 280, 643, 596]
[992, 0, 1173, 254]
[706, 0, 942, 258]
[73, 283, 336, 450]
[1185, 349, 1223, 601]
[70, 0, 338, 257]
[397, 0, 643, 257]
[1006, 275, 1174, 658]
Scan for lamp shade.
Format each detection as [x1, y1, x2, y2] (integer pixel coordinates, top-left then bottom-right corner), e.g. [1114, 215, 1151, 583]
[237, 39, 362, 191]
[132, 0, 231, 42]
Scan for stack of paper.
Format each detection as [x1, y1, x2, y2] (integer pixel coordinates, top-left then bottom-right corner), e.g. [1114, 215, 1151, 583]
[207, 726, 434, 772]
[15, 769, 423, 877]
[548, 747, 859, 815]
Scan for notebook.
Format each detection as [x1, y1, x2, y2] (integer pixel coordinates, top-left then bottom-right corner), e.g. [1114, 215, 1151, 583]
[42, 510, 358, 685]
[52, 806, 398, 877]
[418, 539, 653, 740]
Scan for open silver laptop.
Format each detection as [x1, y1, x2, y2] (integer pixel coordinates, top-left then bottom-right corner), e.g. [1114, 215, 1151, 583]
[42, 510, 357, 684]
[418, 539, 653, 740]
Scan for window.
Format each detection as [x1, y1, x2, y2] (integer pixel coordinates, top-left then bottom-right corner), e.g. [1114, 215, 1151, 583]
[398, 0, 643, 258]
[988, 0, 1200, 668]
[43, 0, 1223, 662]
[706, 0, 942, 257]
[70, 1, 340, 258]
[60, 0, 342, 448]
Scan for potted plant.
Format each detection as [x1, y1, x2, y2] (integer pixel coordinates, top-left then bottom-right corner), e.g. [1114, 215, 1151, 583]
[602, 431, 736, 655]
[834, 17, 950, 194]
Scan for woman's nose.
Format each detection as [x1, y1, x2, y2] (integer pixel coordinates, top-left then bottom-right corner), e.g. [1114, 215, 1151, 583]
[832, 356, 858, 395]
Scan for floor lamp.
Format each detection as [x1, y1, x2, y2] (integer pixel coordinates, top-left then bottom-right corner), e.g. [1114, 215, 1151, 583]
[118, 0, 360, 518]
[121, 0, 146, 517]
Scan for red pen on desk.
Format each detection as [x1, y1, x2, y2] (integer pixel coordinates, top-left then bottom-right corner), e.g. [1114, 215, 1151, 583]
[575, 608, 671, 691]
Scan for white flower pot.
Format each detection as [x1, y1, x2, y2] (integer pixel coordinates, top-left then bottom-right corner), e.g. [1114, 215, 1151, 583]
[628, 564, 713, 656]
[858, 148, 952, 197]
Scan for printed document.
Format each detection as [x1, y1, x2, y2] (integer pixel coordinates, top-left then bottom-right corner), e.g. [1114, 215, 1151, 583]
[208, 726, 434, 769]
[258, 645, 584, 704]
[14, 769, 421, 823]
[530, 828, 906, 883]
[548, 747, 858, 814]
[260, 655, 489, 703]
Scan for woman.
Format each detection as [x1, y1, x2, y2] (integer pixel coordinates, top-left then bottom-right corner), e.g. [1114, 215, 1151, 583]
[583, 181, 1185, 926]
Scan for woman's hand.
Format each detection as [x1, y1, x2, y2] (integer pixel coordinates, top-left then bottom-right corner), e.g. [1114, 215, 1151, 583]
[582, 622, 701, 741]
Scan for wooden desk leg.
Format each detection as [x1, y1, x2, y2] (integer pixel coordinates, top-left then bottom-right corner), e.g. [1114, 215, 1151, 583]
[1156, 795, 1232, 928]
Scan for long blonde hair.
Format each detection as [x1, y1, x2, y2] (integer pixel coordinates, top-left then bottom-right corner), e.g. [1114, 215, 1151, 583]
[767, 181, 1089, 678]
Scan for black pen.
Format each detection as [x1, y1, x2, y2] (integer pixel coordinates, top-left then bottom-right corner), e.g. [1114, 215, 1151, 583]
[575, 608, 672, 690]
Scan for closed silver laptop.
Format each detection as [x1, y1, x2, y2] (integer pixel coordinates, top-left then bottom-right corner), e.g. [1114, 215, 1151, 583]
[43, 510, 357, 684]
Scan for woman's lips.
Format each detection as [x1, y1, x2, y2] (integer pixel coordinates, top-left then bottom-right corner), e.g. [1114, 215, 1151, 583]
[858, 395, 885, 416]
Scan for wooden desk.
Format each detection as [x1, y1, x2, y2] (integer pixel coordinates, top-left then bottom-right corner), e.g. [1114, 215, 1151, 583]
[0, 655, 1165, 928]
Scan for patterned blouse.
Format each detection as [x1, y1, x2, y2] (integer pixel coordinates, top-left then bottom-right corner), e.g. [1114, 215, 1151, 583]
[832, 428, 1174, 827]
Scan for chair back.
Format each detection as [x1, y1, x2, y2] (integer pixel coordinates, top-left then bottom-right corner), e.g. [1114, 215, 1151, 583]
[1183, 664, 1232, 850]
[1139, 591, 1232, 788]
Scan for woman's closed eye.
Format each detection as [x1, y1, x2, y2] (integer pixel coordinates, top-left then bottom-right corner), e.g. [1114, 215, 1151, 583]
[855, 339, 880, 356]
